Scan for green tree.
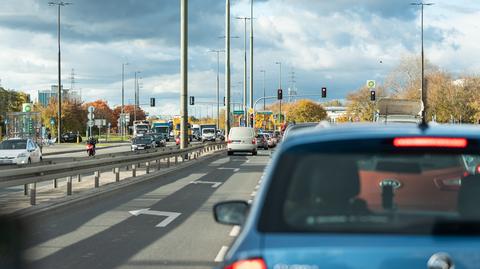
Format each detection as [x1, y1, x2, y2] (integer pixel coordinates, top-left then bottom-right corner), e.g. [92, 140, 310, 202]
[286, 99, 327, 123]
[346, 86, 385, 122]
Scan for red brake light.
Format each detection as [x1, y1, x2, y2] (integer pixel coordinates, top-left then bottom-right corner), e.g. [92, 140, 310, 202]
[252, 139, 256, 144]
[228, 139, 232, 144]
[393, 137, 467, 148]
[224, 258, 267, 269]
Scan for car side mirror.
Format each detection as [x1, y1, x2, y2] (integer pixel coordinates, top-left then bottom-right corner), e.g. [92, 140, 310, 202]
[213, 200, 249, 225]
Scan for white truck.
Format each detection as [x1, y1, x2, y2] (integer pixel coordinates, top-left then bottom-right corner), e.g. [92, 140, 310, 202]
[133, 120, 150, 136]
[375, 99, 422, 124]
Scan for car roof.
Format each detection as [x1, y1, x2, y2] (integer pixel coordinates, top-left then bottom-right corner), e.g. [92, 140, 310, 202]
[283, 123, 480, 149]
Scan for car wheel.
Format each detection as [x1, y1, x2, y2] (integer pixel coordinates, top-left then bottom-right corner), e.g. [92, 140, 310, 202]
[252, 150, 257, 156]
[28, 158, 31, 164]
[264, 146, 268, 150]
[227, 151, 233, 156]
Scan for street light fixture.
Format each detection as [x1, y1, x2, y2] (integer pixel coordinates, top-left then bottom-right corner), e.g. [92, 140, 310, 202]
[48, 1, 71, 143]
[411, 2, 434, 124]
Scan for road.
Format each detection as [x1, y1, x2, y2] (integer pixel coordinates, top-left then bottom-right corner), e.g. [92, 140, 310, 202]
[20, 150, 270, 269]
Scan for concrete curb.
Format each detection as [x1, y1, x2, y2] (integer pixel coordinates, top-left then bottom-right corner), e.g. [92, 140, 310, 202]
[11, 149, 227, 219]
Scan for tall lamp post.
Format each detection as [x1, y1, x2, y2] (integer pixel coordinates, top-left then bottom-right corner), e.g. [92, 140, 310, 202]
[121, 62, 129, 140]
[48, 1, 71, 144]
[260, 70, 266, 110]
[411, 2, 433, 124]
[209, 49, 225, 129]
[225, 0, 231, 137]
[236, 16, 251, 126]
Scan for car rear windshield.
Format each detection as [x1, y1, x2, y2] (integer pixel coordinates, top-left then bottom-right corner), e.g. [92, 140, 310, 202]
[0, 140, 27, 150]
[229, 128, 254, 137]
[259, 141, 480, 235]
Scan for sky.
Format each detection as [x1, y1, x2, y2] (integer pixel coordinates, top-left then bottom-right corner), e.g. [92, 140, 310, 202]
[1, 0, 480, 117]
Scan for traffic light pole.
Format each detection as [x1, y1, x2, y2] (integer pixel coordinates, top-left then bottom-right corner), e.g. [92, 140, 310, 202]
[180, 0, 188, 149]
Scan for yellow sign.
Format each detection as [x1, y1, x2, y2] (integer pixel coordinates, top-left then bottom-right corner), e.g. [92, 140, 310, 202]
[248, 107, 254, 114]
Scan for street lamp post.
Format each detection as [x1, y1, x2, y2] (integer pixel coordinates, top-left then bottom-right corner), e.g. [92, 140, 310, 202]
[209, 49, 225, 130]
[260, 70, 266, 110]
[133, 71, 141, 122]
[411, 2, 433, 124]
[121, 62, 128, 140]
[275, 61, 282, 125]
[48, 1, 71, 144]
[225, 0, 231, 137]
[180, 0, 188, 149]
[236, 16, 251, 127]
[249, 0, 254, 117]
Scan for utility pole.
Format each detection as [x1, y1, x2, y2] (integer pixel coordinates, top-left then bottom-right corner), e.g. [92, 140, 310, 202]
[249, 0, 254, 117]
[180, 0, 188, 149]
[134, 71, 138, 122]
[411, 2, 433, 124]
[236, 16, 251, 126]
[225, 0, 233, 137]
[275, 61, 282, 124]
[260, 70, 266, 110]
[49, 1, 71, 144]
[121, 62, 128, 140]
[209, 49, 225, 130]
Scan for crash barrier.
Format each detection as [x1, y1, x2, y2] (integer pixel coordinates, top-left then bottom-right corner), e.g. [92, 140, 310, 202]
[0, 142, 226, 206]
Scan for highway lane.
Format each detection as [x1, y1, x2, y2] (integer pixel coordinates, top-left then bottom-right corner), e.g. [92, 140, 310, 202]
[20, 150, 270, 269]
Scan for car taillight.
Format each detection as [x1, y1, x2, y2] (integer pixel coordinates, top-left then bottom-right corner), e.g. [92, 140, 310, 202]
[228, 139, 232, 144]
[224, 258, 267, 269]
[393, 137, 467, 148]
[252, 139, 256, 144]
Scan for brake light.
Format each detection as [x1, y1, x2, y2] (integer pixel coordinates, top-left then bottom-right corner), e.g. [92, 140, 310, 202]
[252, 139, 256, 144]
[224, 258, 267, 269]
[228, 139, 232, 144]
[393, 137, 467, 148]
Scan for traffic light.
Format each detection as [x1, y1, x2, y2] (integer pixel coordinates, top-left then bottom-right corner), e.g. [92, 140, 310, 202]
[321, 87, 327, 98]
[189, 96, 195, 105]
[370, 90, 376, 101]
[250, 113, 254, 127]
[223, 96, 226, 106]
[277, 89, 283, 100]
[150, 97, 155, 107]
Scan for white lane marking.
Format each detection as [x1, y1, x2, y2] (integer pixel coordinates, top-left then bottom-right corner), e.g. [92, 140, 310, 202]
[129, 208, 181, 227]
[234, 168, 240, 172]
[218, 167, 237, 170]
[214, 246, 229, 262]
[229, 225, 241, 237]
[190, 180, 222, 188]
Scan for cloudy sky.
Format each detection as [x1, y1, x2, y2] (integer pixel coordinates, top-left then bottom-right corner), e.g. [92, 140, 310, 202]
[1, 0, 480, 117]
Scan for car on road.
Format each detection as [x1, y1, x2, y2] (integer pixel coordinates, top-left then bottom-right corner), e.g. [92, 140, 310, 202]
[214, 123, 480, 269]
[0, 138, 42, 165]
[255, 133, 268, 150]
[131, 136, 156, 151]
[151, 133, 166, 147]
[282, 122, 320, 141]
[263, 133, 275, 148]
[227, 127, 257, 156]
[201, 128, 217, 142]
[60, 132, 82, 143]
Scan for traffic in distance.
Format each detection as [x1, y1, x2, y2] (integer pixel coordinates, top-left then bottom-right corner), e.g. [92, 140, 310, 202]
[1, 1, 480, 269]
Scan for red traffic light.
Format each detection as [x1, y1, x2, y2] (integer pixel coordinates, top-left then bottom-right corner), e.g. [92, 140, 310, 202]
[277, 89, 283, 100]
[370, 90, 376, 101]
[321, 87, 327, 98]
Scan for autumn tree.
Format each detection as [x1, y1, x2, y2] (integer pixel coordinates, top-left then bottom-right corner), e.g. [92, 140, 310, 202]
[83, 100, 114, 126]
[286, 99, 327, 123]
[38, 99, 87, 136]
[112, 104, 146, 129]
[346, 86, 385, 122]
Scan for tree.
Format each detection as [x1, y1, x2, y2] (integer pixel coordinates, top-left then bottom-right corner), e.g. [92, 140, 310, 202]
[286, 99, 327, 123]
[322, 99, 343, 107]
[38, 99, 86, 136]
[83, 100, 114, 126]
[346, 86, 385, 122]
[112, 105, 146, 129]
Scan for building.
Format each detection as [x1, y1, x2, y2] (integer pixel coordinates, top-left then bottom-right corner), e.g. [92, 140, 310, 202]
[38, 85, 81, 107]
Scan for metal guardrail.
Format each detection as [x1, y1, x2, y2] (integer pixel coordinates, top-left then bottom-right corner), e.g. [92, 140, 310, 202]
[0, 142, 226, 206]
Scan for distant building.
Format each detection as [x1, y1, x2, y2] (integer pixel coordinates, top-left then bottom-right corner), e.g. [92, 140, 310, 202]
[37, 85, 82, 107]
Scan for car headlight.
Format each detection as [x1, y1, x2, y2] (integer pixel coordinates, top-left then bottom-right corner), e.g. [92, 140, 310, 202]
[17, 153, 28, 158]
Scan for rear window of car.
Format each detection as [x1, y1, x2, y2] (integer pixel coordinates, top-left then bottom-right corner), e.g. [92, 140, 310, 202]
[229, 127, 254, 137]
[259, 139, 480, 235]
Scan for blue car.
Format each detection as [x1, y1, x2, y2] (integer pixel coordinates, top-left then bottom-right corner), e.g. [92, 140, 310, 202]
[214, 123, 480, 269]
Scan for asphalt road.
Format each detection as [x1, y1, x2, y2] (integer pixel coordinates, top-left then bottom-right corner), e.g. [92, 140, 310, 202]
[19, 150, 270, 269]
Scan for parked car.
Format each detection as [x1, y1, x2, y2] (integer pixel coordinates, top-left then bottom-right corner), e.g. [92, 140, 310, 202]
[214, 123, 480, 269]
[131, 136, 156, 151]
[227, 127, 257, 156]
[201, 128, 217, 142]
[255, 133, 268, 150]
[61, 132, 82, 143]
[0, 138, 42, 165]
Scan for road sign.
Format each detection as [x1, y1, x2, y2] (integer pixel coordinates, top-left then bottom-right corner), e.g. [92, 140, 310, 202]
[22, 103, 33, 113]
[257, 111, 273, 115]
[87, 113, 94, 120]
[88, 106, 95, 113]
[129, 208, 181, 228]
[50, 117, 55, 125]
[233, 110, 244, 115]
[87, 120, 94, 127]
[367, 80, 376, 89]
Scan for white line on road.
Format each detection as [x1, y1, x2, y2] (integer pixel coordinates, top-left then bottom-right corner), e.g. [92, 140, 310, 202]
[214, 246, 229, 262]
[229, 225, 241, 237]
[190, 180, 222, 188]
[129, 208, 181, 227]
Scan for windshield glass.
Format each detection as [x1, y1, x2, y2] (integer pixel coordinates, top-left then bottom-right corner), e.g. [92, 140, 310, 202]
[261, 151, 480, 234]
[133, 138, 150, 144]
[0, 140, 27, 150]
[203, 129, 215, 134]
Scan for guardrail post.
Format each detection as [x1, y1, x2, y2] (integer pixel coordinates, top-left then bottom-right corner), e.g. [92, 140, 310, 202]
[132, 164, 137, 177]
[30, 183, 36, 205]
[67, 176, 72, 195]
[156, 159, 161, 170]
[24, 184, 28, 195]
[115, 168, 120, 182]
[94, 171, 100, 188]
[146, 162, 150, 174]
[53, 179, 58, 188]
[167, 157, 170, 167]
[175, 156, 178, 165]
[77, 174, 82, 182]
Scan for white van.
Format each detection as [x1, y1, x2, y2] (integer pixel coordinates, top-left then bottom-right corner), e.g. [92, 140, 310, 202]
[227, 127, 257, 156]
